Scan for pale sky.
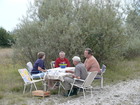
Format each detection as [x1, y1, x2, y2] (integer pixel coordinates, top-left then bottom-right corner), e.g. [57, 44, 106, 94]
[0, 0, 33, 31]
[0, 0, 132, 32]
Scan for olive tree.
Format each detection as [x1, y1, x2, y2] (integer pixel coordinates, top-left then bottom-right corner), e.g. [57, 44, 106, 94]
[13, 0, 126, 66]
[124, 0, 140, 58]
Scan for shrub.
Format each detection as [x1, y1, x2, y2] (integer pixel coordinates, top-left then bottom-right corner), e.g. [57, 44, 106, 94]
[13, 0, 127, 66]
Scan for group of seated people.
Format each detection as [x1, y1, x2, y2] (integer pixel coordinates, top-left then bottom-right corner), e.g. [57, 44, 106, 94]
[31, 48, 100, 96]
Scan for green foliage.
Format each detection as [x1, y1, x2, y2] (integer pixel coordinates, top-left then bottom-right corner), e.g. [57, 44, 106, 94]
[124, 0, 140, 58]
[0, 27, 15, 47]
[13, 0, 128, 66]
[104, 57, 140, 85]
[74, 0, 126, 63]
[0, 93, 3, 99]
[11, 86, 22, 92]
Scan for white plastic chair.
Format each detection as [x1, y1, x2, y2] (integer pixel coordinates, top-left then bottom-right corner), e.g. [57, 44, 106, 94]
[68, 71, 98, 98]
[95, 64, 106, 88]
[26, 62, 33, 73]
[26, 62, 43, 79]
[50, 61, 55, 68]
[18, 68, 43, 94]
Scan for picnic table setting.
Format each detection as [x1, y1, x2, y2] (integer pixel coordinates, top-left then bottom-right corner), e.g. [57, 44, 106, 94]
[43, 66, 75, 94]
[32, 65, 75, 98]
[44, 67, 75, 82]
[18, 52, 106, 99]
[18, 61, 75, 97]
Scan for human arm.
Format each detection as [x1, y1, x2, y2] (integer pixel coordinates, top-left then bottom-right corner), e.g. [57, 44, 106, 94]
[72, 75, 80, 79]
[65, 58, 71, 67]
[55, 59, 59, 67]
[38, 67, 47, 72]
[65, 70, 74, 73]
[74, 66, 81, 79]
[84, 59, 94, 71]
[37, 60, 47, 72]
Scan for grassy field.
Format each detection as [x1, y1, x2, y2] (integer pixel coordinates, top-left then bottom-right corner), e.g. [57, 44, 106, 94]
[0, 48, 140, 105]
[0, 48, 24, 104]
[104, 57, 140, 85]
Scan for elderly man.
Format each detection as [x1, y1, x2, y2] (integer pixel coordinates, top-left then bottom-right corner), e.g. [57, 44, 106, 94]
[63, 56, 88, 96]
[55, 51, 71, 67]
[84, 48, 100, 72]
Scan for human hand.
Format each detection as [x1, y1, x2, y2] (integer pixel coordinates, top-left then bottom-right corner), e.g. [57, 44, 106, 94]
[65, 70, 69, 73]
[66, 70, 74, 73]
[72, 75, 76, 78]
[44, 69, 48, 72]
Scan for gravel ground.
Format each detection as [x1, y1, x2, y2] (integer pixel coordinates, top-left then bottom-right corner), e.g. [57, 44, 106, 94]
[1, 79, 140, 105]
[27, 79, 140, 105]
[57, 79, 140, 105]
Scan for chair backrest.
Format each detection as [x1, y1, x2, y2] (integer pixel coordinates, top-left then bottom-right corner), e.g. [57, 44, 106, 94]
[50, 61, 55, 68]
[18, 68, 32, 84]
[26, 62, 33, 73]
[101, 64, 106, 73]
[83, 71, 98, 88]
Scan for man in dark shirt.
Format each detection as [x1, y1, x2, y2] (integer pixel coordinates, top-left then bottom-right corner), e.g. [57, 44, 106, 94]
[31, 52, 47, 77]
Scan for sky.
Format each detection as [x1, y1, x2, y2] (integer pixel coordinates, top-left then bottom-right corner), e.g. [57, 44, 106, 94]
[0, 0, 33, 31]
[0, 0, 132, 32]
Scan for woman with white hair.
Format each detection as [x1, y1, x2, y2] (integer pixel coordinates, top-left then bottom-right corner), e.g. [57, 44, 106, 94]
[63, 56, 88, 96]
[55, 51, 71, 67]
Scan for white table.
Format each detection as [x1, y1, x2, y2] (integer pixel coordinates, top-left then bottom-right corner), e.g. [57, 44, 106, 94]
[43, 67, 75, 91]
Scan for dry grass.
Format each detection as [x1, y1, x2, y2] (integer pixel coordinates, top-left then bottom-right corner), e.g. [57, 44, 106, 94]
[0, 48, 47, 105]
[0, 48, 23, 100]
[0, 48, 13, 64]
[104, 57, 140, 85]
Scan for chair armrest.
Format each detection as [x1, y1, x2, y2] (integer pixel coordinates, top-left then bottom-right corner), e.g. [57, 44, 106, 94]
[70, 78, 85, 86]
[74, 78, 85, 82]
[32, 73, 42, 79]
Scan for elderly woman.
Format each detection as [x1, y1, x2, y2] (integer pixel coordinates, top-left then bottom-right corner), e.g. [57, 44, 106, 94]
[31, 52, 47, 78]
[55, 51, 71, 67]
[63, 56, 88, 96]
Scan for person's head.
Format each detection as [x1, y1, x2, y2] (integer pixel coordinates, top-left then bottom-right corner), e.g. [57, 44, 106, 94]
[72, 56, 81, 65]
[37, 52, 45, 60]
[59, 51, 65, 59]
[84, 48, 93, 58]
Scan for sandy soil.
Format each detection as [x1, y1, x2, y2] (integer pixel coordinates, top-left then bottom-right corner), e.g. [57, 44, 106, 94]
[23, 79, 140, 105]
[2, 79, 139, 105]
[57, 79, 140, 105]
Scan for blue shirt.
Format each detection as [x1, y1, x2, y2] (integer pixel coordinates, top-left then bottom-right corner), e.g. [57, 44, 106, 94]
[31, 59, 45, 74]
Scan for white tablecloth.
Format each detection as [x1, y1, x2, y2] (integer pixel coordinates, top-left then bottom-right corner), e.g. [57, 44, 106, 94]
[44, 67, 75, 82]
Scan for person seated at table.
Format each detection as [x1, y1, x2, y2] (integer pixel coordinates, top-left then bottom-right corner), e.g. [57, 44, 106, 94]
[63, 56, 88, 96]
[48, 51, 71, 88]
[55, 51, 71, 68]
[31, 52, 47, 78]
[84, 48, 100, 73]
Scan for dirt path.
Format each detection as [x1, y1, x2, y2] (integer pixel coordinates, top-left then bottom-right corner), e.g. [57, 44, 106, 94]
[56, 79, 140, 105]
[13, 79, 140, 105]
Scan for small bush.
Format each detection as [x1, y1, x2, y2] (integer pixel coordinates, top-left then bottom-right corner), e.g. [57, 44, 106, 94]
[124, 38, 140, 59]
[11, 86, 22, 92]
[0, 94, 4, 99]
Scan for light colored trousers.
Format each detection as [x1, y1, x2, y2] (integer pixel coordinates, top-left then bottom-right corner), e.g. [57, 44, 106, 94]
[63, 77, 83, 90]
[63, 77, 74, 90]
